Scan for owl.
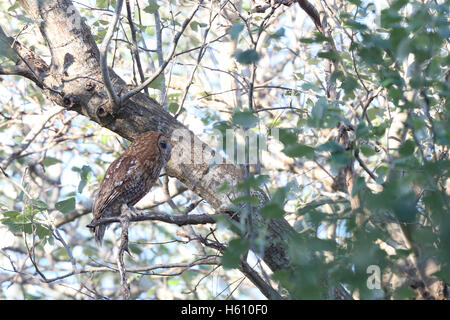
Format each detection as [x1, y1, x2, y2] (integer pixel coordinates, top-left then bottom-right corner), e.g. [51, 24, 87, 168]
[88, 131, 171, 245]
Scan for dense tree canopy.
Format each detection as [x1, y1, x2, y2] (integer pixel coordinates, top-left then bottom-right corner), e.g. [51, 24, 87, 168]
[0, 0, 449, 300]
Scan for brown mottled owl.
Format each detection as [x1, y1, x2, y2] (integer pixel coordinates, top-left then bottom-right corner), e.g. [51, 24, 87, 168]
[89, 131, 171, 245]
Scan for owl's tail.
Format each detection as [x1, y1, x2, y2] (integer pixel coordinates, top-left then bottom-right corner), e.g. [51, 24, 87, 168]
[87, 220, 106, 246]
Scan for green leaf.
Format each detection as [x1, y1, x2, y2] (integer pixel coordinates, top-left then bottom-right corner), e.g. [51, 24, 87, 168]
[148, 74, 165, 89]
[300, 82, 320, 91]
[217, 181, 230, 193]
[269, 27, 285, 39]
[399, 140, 415, 157]
[431, 269, 450, 283]
[189, 21, 206, 32]
[190, 21, 199, 32]
[41, 157, 61, 167]
[78, 165, 92, 193]
[278, 129, 298, 146]
[381, 9, 403, 29]
[372, 122, 389, 137]
[271, 187, 288, 206]
[300, 33, 331, 44]
[168, 102, 180, 114]
[308, 97, 328, 128]
[0, 32, 18, 61]
[316, 141, 345, 153]
[229, 22, 244, 40]
[355, 122, 370, 139]
[1, 211, 20, 219]
[36, 224, 51, 240]
[389, 27, 410, 61]
[347, 0, 362, 5]
[360, 145, 376, 157]
[55, 197, 76, 214]
[390, 0, 408, 11]
[231, 110, 258, 128]
[358, 47, 384, 65]
[237, 175, 269, 191]
[96, 0, 108, 8]
[222, 238, 249, 269]
[351, 176, 366, 197]
[330, 70, 344, 84]
[367, 108, 380, 121]
[128, 243, 143, 255]
[392, 193, 418, 223]
[341, 76, 359, 95]
[32, 200, 48, 211]
[283, 143, 315, 159]
[393, 285, 417, 299]
[145, 26, 155, 36]
[344, 20, 367, 31]
[8, 1, 20, 11]
[143, 1, 159, 14]
[318, 50, 340, 61]
[234, 49, 260, 65]
[231, 195, 260, 206]
[299, 37, 315, 44]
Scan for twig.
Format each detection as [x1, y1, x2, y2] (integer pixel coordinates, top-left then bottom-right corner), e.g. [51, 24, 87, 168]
[173, 33, 228, 58]
[174, 0, 225, 118]
[86, 256, 220, 275]
[0, 107, 64, 170]
[153, 9, 168, 109]
[253, 106, 306, 113]
[354, 149, 377, 182]
[125, 0, 147, 95]
[117, 204, 132, 300]
[161, 174, 207, 256]
[99, 0, 123, 113]
[121, 1, 203, 103]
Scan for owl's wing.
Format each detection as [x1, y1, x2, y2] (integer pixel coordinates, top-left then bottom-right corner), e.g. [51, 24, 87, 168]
[92, 155, 140, 218]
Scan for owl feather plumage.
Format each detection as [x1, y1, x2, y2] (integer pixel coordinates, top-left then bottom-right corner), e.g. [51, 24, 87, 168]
[89, 131, 171, 245]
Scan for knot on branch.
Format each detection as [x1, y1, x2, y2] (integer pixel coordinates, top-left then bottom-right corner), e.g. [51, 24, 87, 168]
[85, 81, 96, 92]
[95, 103, 115, 125]
[62, 93, 80, 111]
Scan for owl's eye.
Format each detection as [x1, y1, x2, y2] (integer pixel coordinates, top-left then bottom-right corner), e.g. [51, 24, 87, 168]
[159, 141, 168, 149]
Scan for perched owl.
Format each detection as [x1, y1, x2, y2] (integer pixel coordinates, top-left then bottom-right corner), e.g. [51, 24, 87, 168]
[88, 131, 171, 245]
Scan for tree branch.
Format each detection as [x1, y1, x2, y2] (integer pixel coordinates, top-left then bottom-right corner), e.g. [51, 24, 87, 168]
[86, 210, 218, 228]
[99, 0, 123, 114]
[297, 0, 323, 33]
[117, 204, 132, 300]
[240, 259, 283, 300]
[120, 1, 203, 103]
[125, 0, 147, 96]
